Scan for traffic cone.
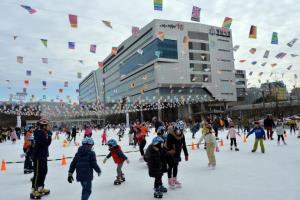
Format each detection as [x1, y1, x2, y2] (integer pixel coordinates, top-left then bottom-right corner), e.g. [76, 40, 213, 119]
[1, 160, 7, 172]
[61, 155, 67, 166]
[243, 135, 247, 143]
[191, 141, 195, 150]
[220, 139, 224, 147]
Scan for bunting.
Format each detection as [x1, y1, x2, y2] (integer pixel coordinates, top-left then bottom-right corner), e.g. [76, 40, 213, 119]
[154, 0, 163, 11]
[42, 58, 48, 64]
[17, 56, 23, 64]
[287, 38, 298, 47]
[69, 14, 78, 28]
[20, 5, 37, 14]
[90, 44, 96, 53]
[275, 52, 287, 59]
[132, 26, 140, 36]
[156, 32, 165, 41]
[271, 63, 277, 68]
[249, 25, 257, 39]
[26, 70, 32, 76]
[111, 47, 118, 55]
[263, 50, 270, 58]
[233, 45, 240, 51]
[102, 20, 112, 29]
[222, 17, 232, 30]
[64, 81, 68, 87]
[77, 72, 82, 79]
[251, 61, 257, 65]
[98, 62, 104, 68]
[261, 62, 267, 66]
[191, 6, 201, 22]
[287, 65, 293, 70]
[239, 59, 246, 63]
[59, 89, 63, 93]
[290, 54, 298, 57]
[183, 36, 190, 49]
[68, 42, 75, 49]
[24, 80, 29, 86]
[79, 60, 84, 64]
[42, 81, 47, 87]
[40, 39, 48, 47]
[137, 49, 144, 55]
[271, 32, 278, 44]
[249, 71, 253, 76]
[249, 48, 256, 54]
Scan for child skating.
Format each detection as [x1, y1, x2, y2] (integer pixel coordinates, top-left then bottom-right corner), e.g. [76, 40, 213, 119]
[275, 120, 286, 145]
[103, 139, 129, 185]
[246, 121, 266, 153]
[101, 128, 107, 145]
[226, 123, 241, 151]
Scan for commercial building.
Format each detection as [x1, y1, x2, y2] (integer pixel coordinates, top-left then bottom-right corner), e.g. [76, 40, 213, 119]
[260, 81, 288, 101]
[235, 70, 247, 101]
[79, 70, 104, 103]
[290, 87, 300, 100]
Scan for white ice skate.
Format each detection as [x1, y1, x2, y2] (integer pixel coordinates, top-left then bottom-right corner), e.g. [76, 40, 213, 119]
[173, 177, 182, 188]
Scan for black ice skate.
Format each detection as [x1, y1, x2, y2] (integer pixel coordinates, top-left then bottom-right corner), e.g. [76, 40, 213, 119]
[154, 188, 163, 198]
[114, 176, 122, 185]
[30, 190, 41, 199]
[121, 174, 126, 182]
[158, 185, 168, 193]
[235, 148, 239, 151]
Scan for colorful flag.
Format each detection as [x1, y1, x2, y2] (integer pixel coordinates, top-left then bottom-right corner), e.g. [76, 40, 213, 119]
[78, 60, 84, 64]
[98, 62, 104, 68]
[249, 48, 256, 54]
[68, 42, 75, 49]
[42, 58, 48, 64]
[191, 6, 201, 22]
[233, 45, 240, 51]
[251, 61, 257, 65]
[287, 65, 293, 70]
[249, 71, 253, 76]
[261, 62, 267, 66]
[111, 47, 118, 55]
[154, 0, 163, 11]
[64, 81, 68, 87]
[290, 54, 298, 57]
[20, 5, 37, 14]
[13, 36, 18, 40]
[258, 72, 263, 76]
[42, 81, 47, 87]
[48, 71, 52, 75]
[24, 80, 29, 86]
[102, 20, 112, 29]
[271, 63, 277, 68]
[275, 52, 287, 59]
[90, 44, 96, 53]
[271, 32, 278, 44]
[59, 89, 63, 93]
[222, 17, 232, 30]
[156, 32, 165, 41]
[23, 88, 27, 93]
[249, 25, 257, 39]
[183, 36, 190, 49]
[132, 26, 140, 36]
[263, 50, 270, 58]
[287, 38, 298, 47]
[26, 70, 31, 76]
[295, 74, 298, 79]
[239, 59, 246, 63]
[40, 39, 48, 47]
[77, 72, 82, 78]
[43, 95, 46, 100]
[76, 89, 79, 93]
[69, 14, 77, 28]
[17, 56, 23, 64]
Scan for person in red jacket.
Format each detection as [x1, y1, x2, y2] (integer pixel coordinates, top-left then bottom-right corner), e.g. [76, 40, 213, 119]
[103, 139, 129, 185]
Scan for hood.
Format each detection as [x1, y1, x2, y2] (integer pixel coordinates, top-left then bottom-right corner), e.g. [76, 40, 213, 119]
[77, 145, 91, 156]
[170, 130, 183, 140]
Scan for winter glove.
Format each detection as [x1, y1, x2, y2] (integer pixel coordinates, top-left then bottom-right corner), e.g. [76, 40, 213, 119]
[216, 147, 220, 152]
[126, 159, 130, 164]
[103, 158, 107, 164]
[185, 155, 189, 161]
[68, 175, 74, 183]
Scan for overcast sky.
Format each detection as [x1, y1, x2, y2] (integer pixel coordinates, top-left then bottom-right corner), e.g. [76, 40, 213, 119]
[0, 0, 299, 103]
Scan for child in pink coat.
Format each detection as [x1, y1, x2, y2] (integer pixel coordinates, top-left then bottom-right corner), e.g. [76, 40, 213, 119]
[101, 128, 107, 145]
[227, 123, 241, 151]
[10, 128, 18, 144]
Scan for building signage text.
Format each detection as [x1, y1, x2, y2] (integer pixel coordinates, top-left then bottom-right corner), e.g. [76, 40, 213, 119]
[159, 23, 184, 31]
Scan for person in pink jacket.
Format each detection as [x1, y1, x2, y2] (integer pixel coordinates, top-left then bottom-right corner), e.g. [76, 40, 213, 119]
[10, 128, 18, 144]
[226, 123, 241, 151]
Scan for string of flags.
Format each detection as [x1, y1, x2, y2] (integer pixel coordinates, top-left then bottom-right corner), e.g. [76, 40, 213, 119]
[191, 6, 201, 22]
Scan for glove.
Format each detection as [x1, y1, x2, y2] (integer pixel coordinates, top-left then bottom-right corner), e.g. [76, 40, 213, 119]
[216, 147, 220, 152]
[103, 158, 107, 164]
[68, 175, 74, 183]
[126, 159, 130, 164]
[185, 155, 189, 161]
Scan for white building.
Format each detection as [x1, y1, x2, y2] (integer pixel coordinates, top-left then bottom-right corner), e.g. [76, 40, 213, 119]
[235, 70, 247, 101]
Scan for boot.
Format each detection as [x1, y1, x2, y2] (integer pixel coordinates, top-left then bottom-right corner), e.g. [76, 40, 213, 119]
[158, 185, 168, 193]
[230, 147, 232, 150]
[114, 176, 122, 185]
[168, 178, 175, 189]
[38, 187, 50, 196]
[121, 173, 125, 182]
[235, 148, 239, 151]
[30, 189, 41, 199]
[173, 177, 182, 188]
[154, 188, 163, 198]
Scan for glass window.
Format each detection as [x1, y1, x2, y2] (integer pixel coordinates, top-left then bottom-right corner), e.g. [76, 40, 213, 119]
[190, 74, 211, 82]
[190, 63, 211, 72]
[236, 81, 246, 85]
[217, 39, 229, 42]
[235, 74, 245, 78]
[189, 52, 210, 61]
[188, 31, 209, 40]
[218, 49, 231, 52]
[189, 42, 209, 51]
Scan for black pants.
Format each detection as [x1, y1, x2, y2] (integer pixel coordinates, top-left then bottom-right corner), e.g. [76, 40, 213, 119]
[167, 161, 178, 178]
[154, 175, 163, 188]
[290, 125, 296, 134]
[277, 135, 285, 142]
[70, 135, 76, 142]
[23, 148, 33, 171]
[230, 138, 237, 147]
[213, 128, 218, 138]
[139, 140, 146, 156]
[32, 158, 48, 190]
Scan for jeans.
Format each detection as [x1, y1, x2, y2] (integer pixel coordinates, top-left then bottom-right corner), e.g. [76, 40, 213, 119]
[266, 127, 273, 139]
[154, 175, 163, 188]
[167, 161, 178, 178]
[80, 181, 92, 200]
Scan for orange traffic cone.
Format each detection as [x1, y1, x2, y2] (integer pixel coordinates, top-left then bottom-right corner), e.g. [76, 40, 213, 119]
[61, 155, 67, 166]
[243, 135, 247, 143]
[191, 141, 195, 150]
[1, 160, 7, 172]
[220, 139, 224, 147]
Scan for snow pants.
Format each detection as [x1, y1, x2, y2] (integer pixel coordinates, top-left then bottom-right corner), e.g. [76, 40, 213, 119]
[252, 139, 265, 153]
[206, 143, 216, 166]
[32, 158, 48, 190]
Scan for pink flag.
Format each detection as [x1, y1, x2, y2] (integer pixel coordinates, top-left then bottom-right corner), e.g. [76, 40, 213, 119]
[90, 44, 96, 53]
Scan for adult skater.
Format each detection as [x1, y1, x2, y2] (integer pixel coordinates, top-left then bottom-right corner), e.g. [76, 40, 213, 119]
[246, 121, 266, 153]
[264, 114, 275, 140]
[23, 126, 34, 174]
[30, 117, 52, 199]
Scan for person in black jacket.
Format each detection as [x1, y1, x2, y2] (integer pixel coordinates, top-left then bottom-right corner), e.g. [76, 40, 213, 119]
[264, 114, 275, 140]
[68, 137, 101, 200]
[30, 117, 52, 199]
[166, 121, 188, 189]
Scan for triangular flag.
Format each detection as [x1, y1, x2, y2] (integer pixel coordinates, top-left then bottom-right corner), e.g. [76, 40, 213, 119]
[69, 14, 77, 28]
[249, 25, 257, 39]
[77, 72, 82, 79]
[59, 89, 63, 93]
[261, 62, 267, 66]
[271, 63, 277, 68]
[155, 50, 161, 58]
[132, 26, 140, 36]
[26, 70, 32, 76]
[271, 32, 278, 44]
[13, 36, 18, 40]
[42, 81, 47, 87]
[290, 54, 298, 57]
[42, 58, 48, 64]
[183, 36, 190, 49]
[98, 62, 104, 68]
[64, 81, 68, 87]
[102, 20, 112, 29]
[68, 42, 75, 49]
[20, 5, 37, 14]
[222, 17, 232, 30]
[90, 44, 96, 53]
[295, 74, 298, 79]
[275, 52, 287, 59]
[233, 45, 240, 51]
[48, 71, 52, 75]
[251, 61, 257, 65]
[156, 32, 165, 41]
[78, 60, 84, 64]
[40, 39, 47, 47]
[24, 80, 29, 86]
[17, 56, 23, 64]
[249, 48, 256, 54]
[191, 6, 201, 22]
[137, 49, 143, 55]
[287, 38, 298, 47]
[258, 72, 263, 76]
[239, 59, 246, 63]
[287, 65, 293, 70]
[154, 0, 163, 11]
[249, 71, 253, 76]
[111, 47, 118, 55]
[263, 50, 270, 58]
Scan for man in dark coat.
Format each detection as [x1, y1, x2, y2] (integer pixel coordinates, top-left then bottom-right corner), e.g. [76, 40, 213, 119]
[264, 114, 275, 140]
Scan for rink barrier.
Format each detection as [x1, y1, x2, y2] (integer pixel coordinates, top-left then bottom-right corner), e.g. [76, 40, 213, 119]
[3, 143, 200, 164]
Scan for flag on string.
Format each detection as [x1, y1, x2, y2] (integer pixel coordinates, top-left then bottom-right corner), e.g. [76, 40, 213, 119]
[26, 70, 31, 76]
[40, 39, 48, 47]
[24, 80, 29, 86]
[251, 61, 257, 65]
[13, 36, 18, 40]
[249, 71, 253, 76]
[59, 89, 63, 93]
[249, 48, 256, 54]
[287, 38, 298, 47]
[20, 5, 37, 14]
[111, 47, 118, 55]
[17, 56, 23, 64]
[263, 50, 270, 58]
[275, 52, 287, 59]
[156, 32, 165, 41]
[295, 74, 298, 79]
[77, 72, 82, 78]
[64, 81, 68, 87]
[249, 25, 257, 39]
[261, 62, 267, 66]
[239, 59, 246, 63]
[191, 6, 201, 22]
[78, 60, 84, 64]
[271, 32, 278, 44]
[287, 65, 292, 70]
[90, 44, 96, 53]
[42, 81, 47, 87]
[258, 72, 263, 76]
[183, 36, 190, 49]
[154, 0, 163, 11]
[68, 42, 75, 49]
[290, 54, 298, 57]
[102, 20, 112, 29]
[132, 26, 140, 36]
[271, 63, 277, 68]
[98, 62, 104, 68]
[43, 95, 46, 100]
[42, 58, 48, 64]
[23, 88, 27, 93]
[222, 17, 232, 30]
[270, 72, 273, 77]
[233, 45, 240, 51]
[69, 14, 77, 28]
[48, 71, 52, 75]
[76, 89, 79, 93]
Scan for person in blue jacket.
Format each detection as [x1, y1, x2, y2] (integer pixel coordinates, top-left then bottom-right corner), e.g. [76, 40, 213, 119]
[68, 137, 101, 200]
[246, 121, 266, 153]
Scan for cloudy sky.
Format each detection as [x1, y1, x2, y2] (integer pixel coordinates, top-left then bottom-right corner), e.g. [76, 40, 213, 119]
[0, 0, 299, 103]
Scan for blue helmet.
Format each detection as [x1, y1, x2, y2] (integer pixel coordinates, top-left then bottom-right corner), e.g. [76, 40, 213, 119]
[82, 137, 94, 145]
[176, 120, 185, 131]
[152, 136, 164, 145]
[107, 139, 118, 147]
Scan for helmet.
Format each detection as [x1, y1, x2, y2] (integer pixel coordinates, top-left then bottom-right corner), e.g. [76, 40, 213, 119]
[152, 136, 164, 145]
[176, 120, 185, 131]
[38, 117, 49, 125]
[157, 126, 165, 134]
[82, 137, 94, 145]
[107, 139, 117, 147]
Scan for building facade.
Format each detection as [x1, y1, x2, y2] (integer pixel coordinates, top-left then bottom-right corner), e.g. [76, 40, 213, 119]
[79, 70, 104, 103]
[290, 87, 300, 100]
[260, 81, 288, 101]
[235, 70, 247, 101]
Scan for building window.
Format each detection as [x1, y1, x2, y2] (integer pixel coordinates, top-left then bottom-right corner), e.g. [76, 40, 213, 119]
[190, 63, 211, 72]
[217, 59, 231, 62]
[221, 80, 229, 82]
[189, 52, 210, 61]
[188, 42, 209, 51]
[190, 74, 211, 82]
[236, 81, 246, 85]
[221, 93, 234, 95]
[188, 31, 209, 40]
[220, 69, 232, 72]
[235, 74, 245, 78]
[218, 49, 231, 52]
[217, 39, 229, 42]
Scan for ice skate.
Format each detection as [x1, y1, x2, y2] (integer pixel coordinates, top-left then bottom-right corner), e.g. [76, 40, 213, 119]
[38, 187, 50, 196]
[30, 190, 41, 199]
[230, 147, 232, 150]
[173, 177, 182, 188]
[114, 176, 122, 185]
[168, 178, 176, 189]
[235, 148, 239, 151]
[121, 173, 126, 182]
[158, 185, 168, 193]
[154, 188, 163, 198]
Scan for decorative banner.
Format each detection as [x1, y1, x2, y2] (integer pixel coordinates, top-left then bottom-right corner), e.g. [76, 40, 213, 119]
[183, 36, 190, 49]
[111, 47, 118, 55]
[68, 14, 78, 28]
[132, 26, 140, 36]
[222, 17, 232, 30]
[287, 65, 293, 70]
[42, 81, 47, 87]
[261, 62, 267, 66]
[295, 74, 298, 79]
[48, 71, 52, 75]
[98, 62, 104, 68]
[249, 48, 256, 54]
[249, 25, 257, 39]
[275, 52, 287, 59]
[64, 81, 68, 87]
[271, 32, 278, 44]
[271, 63, 277, 68]
[26, 70, 32, 76]
[263, 50, 270, 58]
[24, 80, 29, 86]
[68, 42, 75, 49]
[155, 50, 161, 58]
[258, 72, 263, 76]
[154, 0, 163, 11]
[78, 60, 84, 64]
[102, 20, 112, 29]
[59, 89, 63, 93]
[233, 45, 240, 51]
[13, 36, 18, 40]
[290, 54, 298, 57]
[287, 38, 298, 47]
[17, 56, 23, 64]
[239, 59, 246, 63]
[23, 88, 27, 93]
[90, 44, 96, 53]
[20, 5, 37, 14]
[191, 6, 201, 22]
[42, 58, 48, 64]
[249, 71, 253, 76]
[251, 61, 257, 65]
[156, 31, 165, 41]
[77, 72, 82, 78]
[40, 39, 48, 47]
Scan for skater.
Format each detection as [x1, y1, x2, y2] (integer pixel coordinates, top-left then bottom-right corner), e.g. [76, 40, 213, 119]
[264, 114, 275, 140]
[84, 125, 92, 138]
[68, 137, 101, 200]
[246, 121, 266, 153]
[145, 136, 168, 198]
[166, 121, 188, 189]
[191, 121, 200, 139]
[65, 127, 71, 141]
[10, 128, 17, 144]
[297, 119, 300, 138]
[101, 128, 107, 145]
[212, 117, 220, 140]
[288, 118, 297, 135]
[128, 122, 135, 145]
[70, 126, 77, 143]
[242, 117, 250, 134]
[30, 117, 52, 199]
[237, 117, 242, 132]
[198, 124, 219, 168]
[226, 123, 241, 151]
[103, 139, 129, 185]
[23, 126, 34, 174]
[275, 120, 286, 145]
[136, 122, 147, 160]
